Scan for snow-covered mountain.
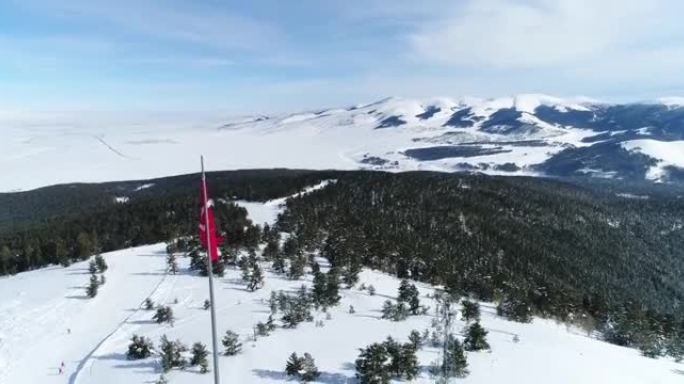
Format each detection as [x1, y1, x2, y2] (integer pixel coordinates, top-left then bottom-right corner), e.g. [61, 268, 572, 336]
[1, 193, 681, 384]
[4, 94, 684, 191]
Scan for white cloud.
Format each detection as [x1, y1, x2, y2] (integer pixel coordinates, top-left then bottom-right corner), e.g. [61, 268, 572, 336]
[409, 0, 676, 69]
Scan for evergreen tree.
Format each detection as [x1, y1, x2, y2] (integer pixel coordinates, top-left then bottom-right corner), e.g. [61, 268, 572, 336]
[155, 374, 168, 384]
[262, 239, 280, 260]
[464, 321, 490, 351]
[99, 274, 106, 286]
[86, 272, 99, 298]
[287, 254, 306, 280]
[441, 335, 468, 378]
[144, 298, 155, 310]
[126, 334, 153, 360]
[190, 342, 209, 373]
[203, 299, 211, 310]
[94, 254, 108, 273]
[325, 269, 341, 306]
[497, 297, 532, 323]
[159, 335, 187, 372]
[247, 263, 264, 291]
[312, 271, 327, 307]
[397, 280, 421, 315]
[272, 254, 286, 274]
[300, 353, 320, 382]
[153, 306, 174, 324]
[285, 352, 304, 377]
[461, 300, 481, 322]
[88, 260, 97, 274]
[368, 284, 376, 296]
[167, 252, 178, 274]
[355, 343, 390, 384]
[222, 330, 242, 355]
[409, 329, 423, 350]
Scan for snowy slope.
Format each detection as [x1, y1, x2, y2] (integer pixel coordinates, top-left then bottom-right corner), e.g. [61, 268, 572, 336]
[1, 188, 683, 383]
[7, 94, 684, 191]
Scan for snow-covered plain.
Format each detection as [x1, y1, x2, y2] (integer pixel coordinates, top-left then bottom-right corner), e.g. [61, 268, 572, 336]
[0, 95, 604, 192]
[1, 191, 683, 383]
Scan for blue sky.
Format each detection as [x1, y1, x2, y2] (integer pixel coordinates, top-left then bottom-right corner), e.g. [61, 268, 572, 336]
[2, 0, 684, 114]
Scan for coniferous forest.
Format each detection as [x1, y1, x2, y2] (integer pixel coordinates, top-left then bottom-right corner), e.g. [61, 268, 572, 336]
[2, 169, 684, 357]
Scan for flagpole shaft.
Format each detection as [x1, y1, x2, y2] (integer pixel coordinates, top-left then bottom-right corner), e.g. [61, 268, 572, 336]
[201, 156, 221, 384]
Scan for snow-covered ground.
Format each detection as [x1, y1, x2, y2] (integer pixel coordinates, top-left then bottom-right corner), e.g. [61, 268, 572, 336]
[0, 95, 606, 192]
[623, 140, 684, 181]
[1, 191, 683, 383]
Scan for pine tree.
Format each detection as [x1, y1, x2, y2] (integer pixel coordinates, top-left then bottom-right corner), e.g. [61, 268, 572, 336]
[88, 260, 98, 274]
[325, 269, 341, 306]
[461, 300, 481, 322]
[287, 254, 306, 280]
[159, 335, 187, 372]
[368, 284, 376, 296]
[86, 272, 99, 298]
[99, 274, 106, 286]
[312, 271, 327, 307]
[442, 335, 468, 378]
[355, 343, 390, 384]
[144, 298, 154, 310]
[156, 374, 168, 384]
[167, 252, 178, 274]
[203, 299, 211, 310]
[300, 353, 320, 382]
[285, 352, 304, 377]
[153, 306, 174, 324]
[94, 254, 108, 273]
[222, 330, 242, 355]
[409, 330, 423, 350]
[190, 342, 209, 373]
[251, 263, 265, 291]
[126, 334, 153, 359]
[397, 280, 421, 315]
[272, 254, 286, 274]
[464, 321, 490, 351]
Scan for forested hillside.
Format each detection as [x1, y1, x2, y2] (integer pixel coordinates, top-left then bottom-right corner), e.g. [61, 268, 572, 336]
[2, 169, 684, 357]
[0, 169, 338, 274]
[276, 172, 684, 356]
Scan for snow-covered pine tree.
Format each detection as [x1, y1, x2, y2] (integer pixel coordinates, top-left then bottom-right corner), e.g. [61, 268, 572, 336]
[247, 263, 264, 291]
[300, 353, 320, 382]
[461, 299, 481, 322]
[409, 330, 423, 350]
[127, 334, 153, 359]
[441, 334, 468, 379]
[464, 321, 490, 351]
[159, 335, 187, 372]
[285, 352, 303, 377]
[94, 254, 107, 273]
[86, 272, 99, 298]
[355, 343, 390, 384]
[222, 330, 242, 355]
[153, 306, 174, 324]
[167, 252, 178, 274]
[144, 298, 154, 310]
[88, 260, 97, 274]
[190, 342, 209, 373]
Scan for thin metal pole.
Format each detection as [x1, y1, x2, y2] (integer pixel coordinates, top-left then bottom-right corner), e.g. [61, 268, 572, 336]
[201, 156, 221, 384]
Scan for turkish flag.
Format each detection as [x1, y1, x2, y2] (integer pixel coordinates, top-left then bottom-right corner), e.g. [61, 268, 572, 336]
[199, 178, 223, 262]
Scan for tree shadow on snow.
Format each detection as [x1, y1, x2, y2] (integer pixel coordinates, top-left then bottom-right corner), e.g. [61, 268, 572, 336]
[130, 271, 167, 276]
[252, 369, 355, 383]
[65, 293, 89, 300]
[95, 353, 160, 374]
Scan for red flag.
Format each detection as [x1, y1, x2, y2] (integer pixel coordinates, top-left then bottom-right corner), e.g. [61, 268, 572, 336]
[199, 178, 223, 262]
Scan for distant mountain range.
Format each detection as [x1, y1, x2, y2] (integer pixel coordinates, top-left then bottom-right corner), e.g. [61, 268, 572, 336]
[4, 94, 684, 191]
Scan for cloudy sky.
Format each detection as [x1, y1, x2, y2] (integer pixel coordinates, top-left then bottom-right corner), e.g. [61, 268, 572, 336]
[2, 0, 684, 114]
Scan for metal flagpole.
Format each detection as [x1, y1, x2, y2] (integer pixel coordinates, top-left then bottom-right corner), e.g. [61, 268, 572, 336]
[201, 156, 221, 384]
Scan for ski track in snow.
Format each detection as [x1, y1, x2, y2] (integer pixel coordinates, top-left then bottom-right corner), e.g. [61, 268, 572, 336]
[69, 271, 172, 384]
